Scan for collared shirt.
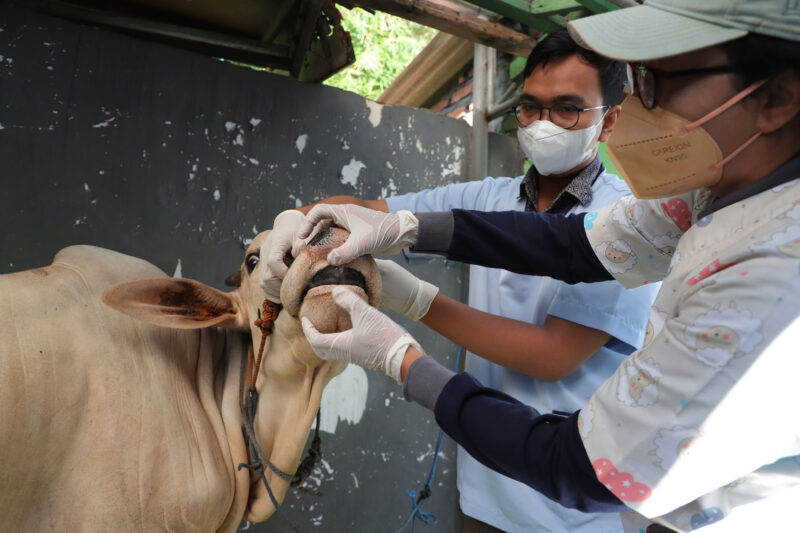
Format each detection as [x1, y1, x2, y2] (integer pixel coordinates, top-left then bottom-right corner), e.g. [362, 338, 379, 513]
[387, 169, 658, 533]
[519, 155, 603, 213]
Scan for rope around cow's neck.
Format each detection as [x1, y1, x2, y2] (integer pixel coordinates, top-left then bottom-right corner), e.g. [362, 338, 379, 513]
[237, 299, 323, 532]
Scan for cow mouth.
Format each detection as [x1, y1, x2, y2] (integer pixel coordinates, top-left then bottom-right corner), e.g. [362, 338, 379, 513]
[301, 265, 367, 303]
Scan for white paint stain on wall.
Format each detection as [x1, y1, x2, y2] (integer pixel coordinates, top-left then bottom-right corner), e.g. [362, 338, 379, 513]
[441, 143, 465, 179]
[173, 259, 182, 278]
[249, 118, 261, 128]
[340, 157, 365, 188]
[366, 100, 383, 128]
[224, 121, 237, 132]
[319, 365, 368, 434]
[92, 117, 115, 128]
[380, 177, 398, 199]
[296, 133, 308, 154]
[213, 189, 221, 201]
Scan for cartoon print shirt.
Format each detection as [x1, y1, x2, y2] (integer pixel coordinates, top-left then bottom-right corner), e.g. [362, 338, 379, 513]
[581, 181, 800, 532]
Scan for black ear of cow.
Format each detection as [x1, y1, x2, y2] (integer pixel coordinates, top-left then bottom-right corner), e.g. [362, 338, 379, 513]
[225, 269, 242, 287]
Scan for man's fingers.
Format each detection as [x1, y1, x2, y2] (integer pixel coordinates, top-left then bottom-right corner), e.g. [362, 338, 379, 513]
[263, 291, 282, 305]
[301, 316, 328, 344]
[296, 205, 338, 239]
[291, 234, 311, 258]
[327, 242, 360, 266]
[295, 219, 316, 241]
[331, 286, 369, 315]
[374, 258, 401, 277]
[266, 254, 288, 278]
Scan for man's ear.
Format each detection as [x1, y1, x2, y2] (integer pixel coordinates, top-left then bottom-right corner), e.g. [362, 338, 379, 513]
[755, 70, 800, 135]
[102, 278, 247, 331]
[599, 104, 622, 143]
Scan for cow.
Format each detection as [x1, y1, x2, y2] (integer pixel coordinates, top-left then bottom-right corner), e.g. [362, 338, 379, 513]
[0, 225, 380, 531]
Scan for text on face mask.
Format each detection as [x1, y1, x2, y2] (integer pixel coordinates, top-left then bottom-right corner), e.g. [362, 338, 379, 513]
[651, 141, 691, 158]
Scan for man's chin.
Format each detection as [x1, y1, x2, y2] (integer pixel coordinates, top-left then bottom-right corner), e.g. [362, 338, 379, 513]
[298, 285, 368, 334]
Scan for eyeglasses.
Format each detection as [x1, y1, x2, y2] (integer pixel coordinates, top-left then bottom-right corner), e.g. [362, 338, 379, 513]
[513, 102, 607, 129]
[630, 64, 739, 109]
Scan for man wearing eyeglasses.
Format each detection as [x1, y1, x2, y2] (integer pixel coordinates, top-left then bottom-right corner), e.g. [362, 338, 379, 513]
[289, 1, 800, 532]
[260, 29, 658, 533]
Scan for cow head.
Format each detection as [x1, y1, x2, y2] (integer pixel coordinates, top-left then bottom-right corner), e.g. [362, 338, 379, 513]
[101, 224, 380, 522]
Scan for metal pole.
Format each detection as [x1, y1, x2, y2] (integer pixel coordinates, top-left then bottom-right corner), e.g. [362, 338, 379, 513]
[472, 43, 493, 180]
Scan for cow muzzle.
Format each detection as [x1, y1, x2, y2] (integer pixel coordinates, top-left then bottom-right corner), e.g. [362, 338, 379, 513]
[280, 225, 381, 333]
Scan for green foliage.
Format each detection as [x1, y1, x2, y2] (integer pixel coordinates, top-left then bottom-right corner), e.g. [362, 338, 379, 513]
[324, 8, 436, 100]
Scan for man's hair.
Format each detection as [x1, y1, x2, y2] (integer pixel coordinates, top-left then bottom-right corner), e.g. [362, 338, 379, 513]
[724, 34, 800, 91]
[523, 29, 627, 107]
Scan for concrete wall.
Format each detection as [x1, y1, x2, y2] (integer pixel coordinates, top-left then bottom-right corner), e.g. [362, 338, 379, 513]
[0, 3, 523, 531]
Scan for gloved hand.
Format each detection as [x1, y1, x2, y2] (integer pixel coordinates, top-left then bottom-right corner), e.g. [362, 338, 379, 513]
[301, 286, 422, 384]
[292, 204, 418, 266]
[375, 259, 439, 321]
[259, 210, 305, 303]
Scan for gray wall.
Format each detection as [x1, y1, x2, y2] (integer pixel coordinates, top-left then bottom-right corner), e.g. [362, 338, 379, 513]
[0, 3, 523, 531]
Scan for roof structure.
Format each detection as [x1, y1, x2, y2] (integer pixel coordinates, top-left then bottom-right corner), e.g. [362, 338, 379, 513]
[18, 0, 637, 84]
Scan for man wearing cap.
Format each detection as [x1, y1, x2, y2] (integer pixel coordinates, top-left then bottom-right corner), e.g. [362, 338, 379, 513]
[293, 1, 800, 531]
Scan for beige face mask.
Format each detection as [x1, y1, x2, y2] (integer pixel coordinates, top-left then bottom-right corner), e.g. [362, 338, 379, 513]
[608, 80, 765, 199]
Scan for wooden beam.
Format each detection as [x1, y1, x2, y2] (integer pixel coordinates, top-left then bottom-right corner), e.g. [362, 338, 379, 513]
[378, 32, 474, 107]
[342, 0, 537, 57]
[291, 0, 325, 78]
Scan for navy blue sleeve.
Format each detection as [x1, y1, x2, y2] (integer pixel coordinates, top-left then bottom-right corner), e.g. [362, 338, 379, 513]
[448, 209, 612, 284]
[434, 372, 628, 513]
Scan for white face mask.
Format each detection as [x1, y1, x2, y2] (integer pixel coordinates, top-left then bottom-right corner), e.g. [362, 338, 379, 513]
[517, 114, 606, 176]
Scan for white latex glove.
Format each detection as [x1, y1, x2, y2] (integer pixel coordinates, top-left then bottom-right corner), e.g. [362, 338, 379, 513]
[375, 259, 439, 321]
[301, 286, 422, 384]
[259, 210, 304, 303]
[292, 204, 418, 266]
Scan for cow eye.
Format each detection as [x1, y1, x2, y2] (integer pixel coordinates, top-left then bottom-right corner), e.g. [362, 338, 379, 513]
[245, 253, 260, 273]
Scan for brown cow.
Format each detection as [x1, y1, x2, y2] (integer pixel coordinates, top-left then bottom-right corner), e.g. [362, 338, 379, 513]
[0, 226, 379, 531]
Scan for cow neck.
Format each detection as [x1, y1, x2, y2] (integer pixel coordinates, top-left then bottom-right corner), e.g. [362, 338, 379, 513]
[237, 299, 324, 521]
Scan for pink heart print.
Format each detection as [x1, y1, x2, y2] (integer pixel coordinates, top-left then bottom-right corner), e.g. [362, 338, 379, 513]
[661, 198, 692, 232]
[593, 458, 652, 502]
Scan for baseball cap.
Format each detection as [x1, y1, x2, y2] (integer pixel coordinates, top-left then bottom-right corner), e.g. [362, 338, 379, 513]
[567, 0, 800, 62]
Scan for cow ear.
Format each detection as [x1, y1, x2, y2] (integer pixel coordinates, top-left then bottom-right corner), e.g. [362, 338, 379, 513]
[102, 278, 246, 330]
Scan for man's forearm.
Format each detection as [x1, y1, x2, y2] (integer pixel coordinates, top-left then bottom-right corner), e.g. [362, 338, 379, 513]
[421, 294, 609, 381]
[296, 195, 388, 214]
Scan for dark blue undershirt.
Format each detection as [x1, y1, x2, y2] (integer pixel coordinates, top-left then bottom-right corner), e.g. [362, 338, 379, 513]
[450, 210, 611, 283]
[435, 372, 629, 513]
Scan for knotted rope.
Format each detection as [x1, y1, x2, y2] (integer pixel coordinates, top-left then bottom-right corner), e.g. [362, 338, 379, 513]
[237, 299, 325, 533]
